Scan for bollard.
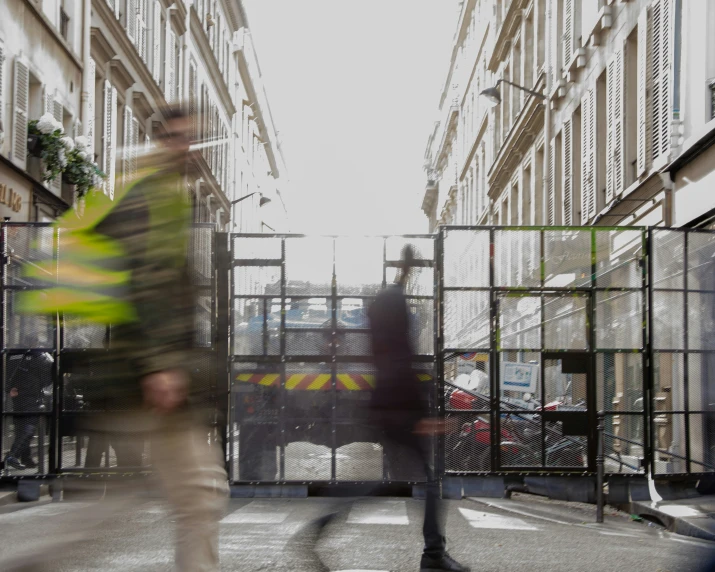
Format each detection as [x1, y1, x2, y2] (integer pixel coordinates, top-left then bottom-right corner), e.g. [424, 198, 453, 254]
[596, 411, 605, 523]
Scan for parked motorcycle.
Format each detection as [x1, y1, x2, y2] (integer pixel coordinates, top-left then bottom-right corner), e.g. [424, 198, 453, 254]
[445, 382, 586, 471]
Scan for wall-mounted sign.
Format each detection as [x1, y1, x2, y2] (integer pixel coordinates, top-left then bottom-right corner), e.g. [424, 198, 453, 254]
[500, 361, 539, 393]
[0, 183, 23, 213]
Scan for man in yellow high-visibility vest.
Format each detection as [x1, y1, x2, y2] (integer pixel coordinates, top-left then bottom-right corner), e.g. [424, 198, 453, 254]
[5, 106, 227, 572]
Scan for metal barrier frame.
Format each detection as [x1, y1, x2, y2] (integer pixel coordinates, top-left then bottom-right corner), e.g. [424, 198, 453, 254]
[2, 223, 714, 483]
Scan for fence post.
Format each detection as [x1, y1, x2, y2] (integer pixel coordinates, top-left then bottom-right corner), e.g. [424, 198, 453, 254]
[596, 410, 605, 523]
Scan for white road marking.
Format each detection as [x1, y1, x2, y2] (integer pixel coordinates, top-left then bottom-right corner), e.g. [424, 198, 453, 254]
[220, 501, 289, 524]
[347, 500, 409, 525]
[598, 531, 639, 538]
[458, 507, 539, 530]
[0, 501, 92, 521]
[469, 498, 571, 526]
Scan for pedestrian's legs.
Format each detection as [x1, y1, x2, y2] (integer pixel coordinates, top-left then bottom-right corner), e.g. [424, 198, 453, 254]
[384, 428, 446, 559]
[10, 416, 36, 462]
[151, 411, 228, 572]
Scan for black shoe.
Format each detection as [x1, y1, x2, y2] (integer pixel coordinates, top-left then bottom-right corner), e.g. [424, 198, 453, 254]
[21, 460, 38, 469]
[420, 552, 471, 572]
[5, 456, 26, 470]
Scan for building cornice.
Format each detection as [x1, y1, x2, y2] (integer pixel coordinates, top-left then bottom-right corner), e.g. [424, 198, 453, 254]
[90, 27, 117, 65]
[488, 0, 529, 72]
[188, 153, 230, 212]
[109, 59, 135, 93]
[487, 73, 545, 191]
[190, 9, 236, 117]
[459, 112, 489, 181]
[235, 30, 280, 177]
[91, 5, 167, 108]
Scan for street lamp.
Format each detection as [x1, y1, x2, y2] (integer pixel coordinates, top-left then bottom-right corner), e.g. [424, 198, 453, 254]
[231, 192, 271, 207]
[479, 79, 546, 108]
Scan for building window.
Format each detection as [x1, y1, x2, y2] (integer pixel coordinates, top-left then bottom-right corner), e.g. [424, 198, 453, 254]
[60, 7, 70, 41]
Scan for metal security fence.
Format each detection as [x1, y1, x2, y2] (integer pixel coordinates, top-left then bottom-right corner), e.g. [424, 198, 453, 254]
[649, 228, 715, 476]
[441, 227, 648, 476]
[228, 234, 436, 483]
[3, 223, 715, 484]
[1, 222, 219, 479]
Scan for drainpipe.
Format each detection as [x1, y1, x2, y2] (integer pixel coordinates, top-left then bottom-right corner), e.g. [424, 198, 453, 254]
[542, 0, 552, 226]
[183, 0, 192, 110]
[81, 0, 92, 140]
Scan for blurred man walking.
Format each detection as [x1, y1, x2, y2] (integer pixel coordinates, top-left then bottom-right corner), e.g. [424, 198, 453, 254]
[7, 105, 227, 572]
[296, 245, 470, 572]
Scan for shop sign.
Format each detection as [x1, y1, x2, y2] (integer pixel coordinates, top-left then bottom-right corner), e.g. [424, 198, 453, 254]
[0, 183, 23, 213]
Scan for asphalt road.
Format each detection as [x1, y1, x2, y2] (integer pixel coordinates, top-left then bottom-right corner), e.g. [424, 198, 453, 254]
[0, 492, 712, 571]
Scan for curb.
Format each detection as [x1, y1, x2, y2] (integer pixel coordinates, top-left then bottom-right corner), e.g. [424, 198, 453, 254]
[629, 500, 715, 542]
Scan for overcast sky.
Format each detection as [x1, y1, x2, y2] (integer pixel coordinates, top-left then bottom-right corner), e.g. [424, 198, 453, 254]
[243, 0, 460, 235]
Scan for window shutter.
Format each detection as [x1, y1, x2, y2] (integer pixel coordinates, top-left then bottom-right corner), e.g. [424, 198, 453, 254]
[563, 0, 573, 69]
[123, 106, 133, 185]
[0, 40, 4, 148]
[165, 30, 176, 101]
[139, 0, 148, 63]
[548, 138, 555, 226]
[563, 118, 573, 226]
[131, 116, 139, 180]
[152, 1, 162, 83]
[127, 0, 136, 43]
[12, 58, 29, 169]
[651, 0, 672, 162]
[189, 60, 197, 140]
[581, 89, 595, 224]
[637, 9, 648, 177]
[87, 58, 95, 149]
[103, 81, 117, 199]
[52, 98, 64, 192]
[44, 88, 54, 115]
[606, 50, 625, 203]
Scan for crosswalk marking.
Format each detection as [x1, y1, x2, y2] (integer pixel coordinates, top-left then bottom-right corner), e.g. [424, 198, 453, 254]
[347, 500, 409, 525]
[220, 501, 290, 524]
[458, 507, 539, 530]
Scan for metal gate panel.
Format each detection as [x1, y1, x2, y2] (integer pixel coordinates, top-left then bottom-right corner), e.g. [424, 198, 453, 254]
[650, 228, 715, 476]
[228, 233, 436, 484]
[440, 226, 648, 476]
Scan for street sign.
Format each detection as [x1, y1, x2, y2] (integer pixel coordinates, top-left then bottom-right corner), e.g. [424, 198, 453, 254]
[500, 361, 539, 393]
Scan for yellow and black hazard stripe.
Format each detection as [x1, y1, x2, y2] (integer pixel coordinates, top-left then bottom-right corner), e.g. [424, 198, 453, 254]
[235, 373, 432, 390]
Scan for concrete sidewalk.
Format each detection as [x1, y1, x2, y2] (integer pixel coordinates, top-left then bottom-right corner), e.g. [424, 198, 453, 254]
[631, 496, 715, 541]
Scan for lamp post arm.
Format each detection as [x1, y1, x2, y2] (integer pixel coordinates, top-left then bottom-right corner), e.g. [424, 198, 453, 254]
[231, 192, 259, 206]
[495, 78, 546, 100]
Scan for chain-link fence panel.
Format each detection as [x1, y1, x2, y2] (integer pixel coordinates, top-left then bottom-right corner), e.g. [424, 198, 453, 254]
[654, 413, 688, 474]
[595, 229, 643, 288]
[688, 353, 715, 413]
[232, 236, 282, 259]
[688, 232, 715, 291]
[335, 237, 383, 296]
[603, 414, 645, 474]
[3, 225, 56, 288]
[495, 230, 540, 287]
[689, 413, 715, 474]
[595, 291, 643, 350]
[652, 229, 685, 290]
[498, 295, 541, 350]
[443, 291, 489, 349]
[597, 353, 644, 413]
[543, 296, 588, 350]
[543, 230, 592, 288]
[443, 229, 489, 288]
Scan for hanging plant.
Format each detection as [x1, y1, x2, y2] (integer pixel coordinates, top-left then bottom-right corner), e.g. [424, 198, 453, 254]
[27, 113, 67, 182]
[63, 136, 106, 198]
